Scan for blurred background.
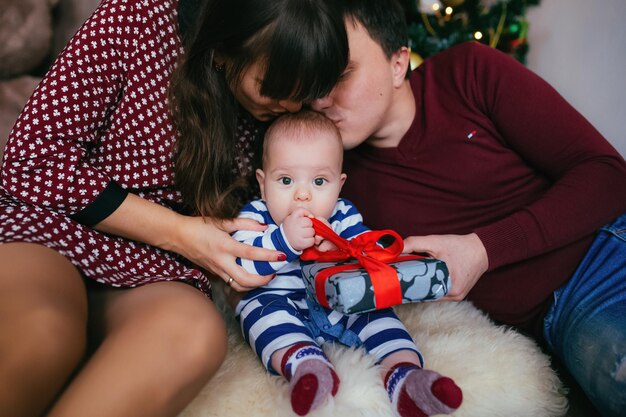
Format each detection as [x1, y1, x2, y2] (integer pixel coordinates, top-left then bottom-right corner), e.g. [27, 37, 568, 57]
[526, 0, 626, 158]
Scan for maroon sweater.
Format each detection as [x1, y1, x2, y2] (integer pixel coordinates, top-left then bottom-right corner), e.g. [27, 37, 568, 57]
[341, 42, 626, 337]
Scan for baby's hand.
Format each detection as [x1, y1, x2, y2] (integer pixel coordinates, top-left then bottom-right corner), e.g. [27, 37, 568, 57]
[282, 208, 315, 251]
[316, 239, 338, 252]
[313, 218, 339, 252]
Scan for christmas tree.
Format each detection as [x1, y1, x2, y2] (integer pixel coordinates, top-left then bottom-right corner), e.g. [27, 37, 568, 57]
[401, 0, 540, 67]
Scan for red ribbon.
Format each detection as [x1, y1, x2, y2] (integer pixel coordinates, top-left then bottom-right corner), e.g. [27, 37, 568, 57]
[301, 218, 422, 310]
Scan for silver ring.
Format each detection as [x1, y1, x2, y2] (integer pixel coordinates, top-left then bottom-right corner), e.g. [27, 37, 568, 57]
[226, 277, 234, 286]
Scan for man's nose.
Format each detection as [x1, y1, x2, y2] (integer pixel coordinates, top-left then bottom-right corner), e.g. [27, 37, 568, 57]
[278, 99, 303, 113]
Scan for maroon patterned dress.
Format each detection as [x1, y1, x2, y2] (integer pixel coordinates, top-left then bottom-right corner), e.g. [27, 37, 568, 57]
[0, 0, 262, 293]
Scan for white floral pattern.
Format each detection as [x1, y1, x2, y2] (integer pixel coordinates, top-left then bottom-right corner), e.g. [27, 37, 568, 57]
[0, 0, 261, 293]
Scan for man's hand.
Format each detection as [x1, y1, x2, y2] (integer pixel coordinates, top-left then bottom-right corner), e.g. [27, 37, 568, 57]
[403, 233, 489, 301]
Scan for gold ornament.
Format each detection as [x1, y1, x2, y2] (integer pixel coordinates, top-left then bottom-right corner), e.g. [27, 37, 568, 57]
[410, 51, 424, 70]
[440, 0, 465, 7]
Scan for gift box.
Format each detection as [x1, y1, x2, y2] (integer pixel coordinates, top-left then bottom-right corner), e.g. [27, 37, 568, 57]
[300, 218, 451, 315]
[302, 256, 450, 314]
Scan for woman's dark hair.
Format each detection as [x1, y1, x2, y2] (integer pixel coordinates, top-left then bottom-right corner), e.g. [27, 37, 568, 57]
[170, 0, 348, 218]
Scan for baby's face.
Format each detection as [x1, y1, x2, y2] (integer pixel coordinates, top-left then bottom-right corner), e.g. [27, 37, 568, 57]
[257, 131, 346, 225]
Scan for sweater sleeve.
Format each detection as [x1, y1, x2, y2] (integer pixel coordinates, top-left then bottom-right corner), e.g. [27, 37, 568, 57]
[463, 43, 626, 269]
[0, 0, 155, 224]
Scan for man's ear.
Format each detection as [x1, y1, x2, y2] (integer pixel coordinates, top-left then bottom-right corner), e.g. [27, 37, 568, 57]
[391, 46, 411, 88]
[256, 169, 266, 199]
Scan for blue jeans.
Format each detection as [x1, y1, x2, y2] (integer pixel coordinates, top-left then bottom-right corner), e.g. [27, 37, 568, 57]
[544, 213, 626, 417]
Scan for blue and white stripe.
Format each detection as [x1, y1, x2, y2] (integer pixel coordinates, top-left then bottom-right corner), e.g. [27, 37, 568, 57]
[233, 198, 420, 372]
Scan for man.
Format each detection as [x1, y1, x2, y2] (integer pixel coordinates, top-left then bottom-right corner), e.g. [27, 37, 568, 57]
[311, 1, 626, 416]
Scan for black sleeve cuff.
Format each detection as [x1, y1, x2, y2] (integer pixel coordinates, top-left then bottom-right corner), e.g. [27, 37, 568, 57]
[71, 180, 129, 227]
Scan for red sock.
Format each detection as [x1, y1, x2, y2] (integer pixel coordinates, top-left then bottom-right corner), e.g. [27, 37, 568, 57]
[281, 343, 339, 416]
[385, 362, 462, 417]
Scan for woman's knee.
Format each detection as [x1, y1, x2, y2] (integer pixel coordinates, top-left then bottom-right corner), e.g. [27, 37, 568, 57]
[0, 243, 88, 350]
[168, 291, 229, 375]
[0, 243, 87, 406]
[104, 282, 228, 375]
[27, 306, 88, 367]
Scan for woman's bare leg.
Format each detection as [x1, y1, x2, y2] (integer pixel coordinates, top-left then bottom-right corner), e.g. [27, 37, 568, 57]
[48, 280, 228, 417]
[0, 243, 88, 417]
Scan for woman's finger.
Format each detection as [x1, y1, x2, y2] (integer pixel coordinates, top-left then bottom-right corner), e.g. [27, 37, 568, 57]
[231, 239, 285, 262]
[223, 268, 275, 291]
[220, 217, 268, 234]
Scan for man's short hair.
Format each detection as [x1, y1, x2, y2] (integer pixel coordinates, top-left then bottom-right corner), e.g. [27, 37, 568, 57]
[341, 0, 409, 59]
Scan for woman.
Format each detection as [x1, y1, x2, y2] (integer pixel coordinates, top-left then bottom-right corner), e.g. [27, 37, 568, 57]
[0, 0, 347, 416]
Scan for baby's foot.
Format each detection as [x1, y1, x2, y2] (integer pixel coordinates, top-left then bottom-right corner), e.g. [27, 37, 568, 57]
[281, 343, 340, 416]
[385, 363, 462, 417]
[289, 358, 340, 415]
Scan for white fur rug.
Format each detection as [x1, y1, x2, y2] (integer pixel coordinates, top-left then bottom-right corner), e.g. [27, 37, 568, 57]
[180, 287, 568, 417]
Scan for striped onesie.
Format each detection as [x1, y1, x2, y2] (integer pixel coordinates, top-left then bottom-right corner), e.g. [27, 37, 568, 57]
[233, 198, 421, 373]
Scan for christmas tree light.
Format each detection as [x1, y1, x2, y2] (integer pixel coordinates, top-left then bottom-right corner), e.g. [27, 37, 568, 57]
[401, 0, 540, 65]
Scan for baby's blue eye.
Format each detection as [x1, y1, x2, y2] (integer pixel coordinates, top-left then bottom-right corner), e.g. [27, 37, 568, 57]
[314, 178, 326, 186]
[280, 177, 292, 185]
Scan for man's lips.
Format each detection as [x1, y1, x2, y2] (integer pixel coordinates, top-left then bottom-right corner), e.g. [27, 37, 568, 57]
[327, 117, 341, 126]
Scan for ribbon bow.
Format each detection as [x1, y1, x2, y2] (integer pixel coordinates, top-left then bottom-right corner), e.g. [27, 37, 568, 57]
[301, 218, 412, 310]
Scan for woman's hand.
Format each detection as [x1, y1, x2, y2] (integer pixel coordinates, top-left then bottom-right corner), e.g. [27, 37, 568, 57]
[170, 215, 282, 292]
[403, 233, 489, 301]
[94, 193, 280, 292]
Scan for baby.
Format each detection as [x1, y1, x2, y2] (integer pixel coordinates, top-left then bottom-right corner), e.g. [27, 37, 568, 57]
[233, 110, 462, 416]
